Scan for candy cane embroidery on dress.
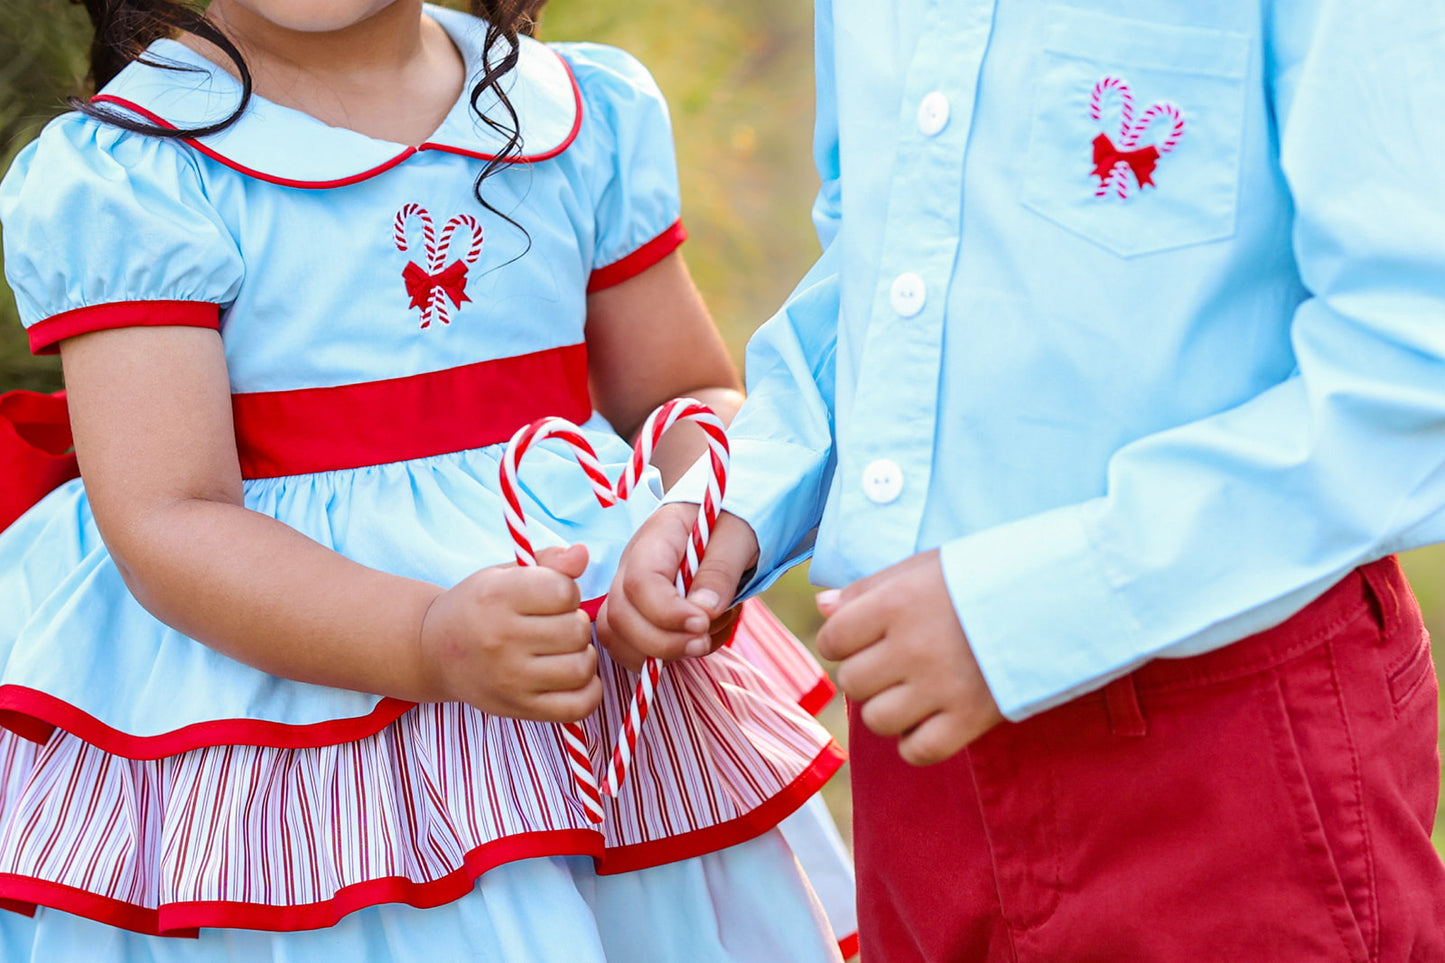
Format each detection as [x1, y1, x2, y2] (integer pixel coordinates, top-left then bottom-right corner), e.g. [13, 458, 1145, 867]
[393, 204, 485, 328]
[1088, 76, 1186, 200]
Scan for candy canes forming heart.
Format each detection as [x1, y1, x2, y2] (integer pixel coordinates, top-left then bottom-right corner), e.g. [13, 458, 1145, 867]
[500, 399, 730, 820]
[1088, 76, 1186, 199]
[393, 204, 486, 328]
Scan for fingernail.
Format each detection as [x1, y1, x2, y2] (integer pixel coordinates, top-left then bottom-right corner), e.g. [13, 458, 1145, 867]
[689, 589, 720, 614]
[684, 636, 711, 658]
[684, 613, 709, 633]
[815, 589, 841, 614]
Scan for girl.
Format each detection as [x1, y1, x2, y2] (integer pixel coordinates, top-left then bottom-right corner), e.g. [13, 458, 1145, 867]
[0, 0, 852, 959]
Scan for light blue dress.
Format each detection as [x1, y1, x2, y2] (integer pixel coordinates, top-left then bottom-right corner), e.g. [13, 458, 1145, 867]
[0, 6, 850, 959]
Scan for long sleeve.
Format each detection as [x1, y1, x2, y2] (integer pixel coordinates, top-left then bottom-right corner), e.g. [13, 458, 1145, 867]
[667, 0, 843, 588]
[944, 0, 1445, 718]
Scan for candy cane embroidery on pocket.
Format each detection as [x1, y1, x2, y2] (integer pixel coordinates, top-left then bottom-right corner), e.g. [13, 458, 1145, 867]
[393, 204, 486, 328]
[1088, 76, 1186, 200]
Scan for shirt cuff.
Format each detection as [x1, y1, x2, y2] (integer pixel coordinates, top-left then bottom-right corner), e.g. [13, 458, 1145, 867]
[664, 436, 826, 599]
[938, 501, 1144, 721]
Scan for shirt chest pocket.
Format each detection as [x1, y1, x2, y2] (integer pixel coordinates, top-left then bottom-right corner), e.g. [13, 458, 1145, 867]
[1022, 6, 1251, 258]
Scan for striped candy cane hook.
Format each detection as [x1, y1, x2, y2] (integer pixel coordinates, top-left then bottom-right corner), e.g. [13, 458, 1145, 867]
[500, 417, 618, 825]
[602, 399, 730, 799]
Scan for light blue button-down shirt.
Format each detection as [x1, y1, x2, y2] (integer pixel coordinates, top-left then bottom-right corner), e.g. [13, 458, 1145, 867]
[702, 0, 1445, 719]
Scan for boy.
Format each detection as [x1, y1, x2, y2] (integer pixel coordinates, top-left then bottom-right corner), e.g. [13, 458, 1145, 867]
[604, 0, 1445, 959]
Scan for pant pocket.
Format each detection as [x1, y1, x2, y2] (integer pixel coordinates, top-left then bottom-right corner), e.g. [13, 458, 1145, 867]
[1268, 638, 1375, 963]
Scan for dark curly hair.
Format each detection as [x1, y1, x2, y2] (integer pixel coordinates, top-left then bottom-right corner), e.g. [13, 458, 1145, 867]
[68, 1, 549, 221]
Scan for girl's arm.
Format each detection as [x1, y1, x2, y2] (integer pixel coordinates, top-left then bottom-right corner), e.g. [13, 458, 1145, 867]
[62, 326, 600, 721]
[588, 251, 753, 666]
[585, 250, 743, 488]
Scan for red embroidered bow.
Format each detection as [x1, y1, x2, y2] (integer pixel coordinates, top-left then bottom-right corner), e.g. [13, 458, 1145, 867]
[1091, 133, 1161, 189]
[403, 260, 472, 311]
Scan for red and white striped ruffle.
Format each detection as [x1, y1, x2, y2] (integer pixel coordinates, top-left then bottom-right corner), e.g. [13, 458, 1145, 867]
[0, 603, 842, 937]
[726, 601, 836, 716]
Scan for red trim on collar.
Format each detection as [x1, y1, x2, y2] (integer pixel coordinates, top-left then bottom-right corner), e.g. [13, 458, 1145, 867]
[587, 220, 688, 293]
[90, 95, 419, 190]
[419, 60, 586, 166]
[27, 300, 219, 355]
[88, 56, 584, 190]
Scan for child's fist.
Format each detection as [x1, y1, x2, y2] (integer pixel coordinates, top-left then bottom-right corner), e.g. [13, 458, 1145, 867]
[599, 504, 759, 670]
[816, 549, 1003, 766]
[419, 544, 601, 723]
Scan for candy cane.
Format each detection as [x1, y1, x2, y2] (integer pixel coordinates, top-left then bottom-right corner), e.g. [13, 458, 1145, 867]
[1126, 102, 1186, 154]
[1089, 77, 1135, 199]
[1089, 76, 1134, 130]
[431, 215, 486, 327]
[501, 417, 616, 824]
[394, 205, 437, 326]
[602, 399, 730, 798]
[499, 400, 732, 816]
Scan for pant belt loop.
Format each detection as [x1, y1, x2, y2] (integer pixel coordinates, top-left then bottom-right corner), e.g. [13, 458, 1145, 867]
[1358, 555, 1402, 632]
[1104, 674, 1147, 738]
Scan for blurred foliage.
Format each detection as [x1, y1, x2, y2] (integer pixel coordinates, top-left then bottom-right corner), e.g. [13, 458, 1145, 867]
[0, 0, 89, 391]
[0, 0, 1440, 858]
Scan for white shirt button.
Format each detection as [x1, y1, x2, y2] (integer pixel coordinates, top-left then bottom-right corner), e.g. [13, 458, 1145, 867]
[862, 459, 904, 505]
[917, 91, 951, 137]
[890, 272, 927, 318]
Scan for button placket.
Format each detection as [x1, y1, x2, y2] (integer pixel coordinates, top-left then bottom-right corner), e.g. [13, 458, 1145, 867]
[836, 0, 998, 567]
[862, 459, 905, 505]
[917, 91, 951, 136]
[890, 273, 927, 317]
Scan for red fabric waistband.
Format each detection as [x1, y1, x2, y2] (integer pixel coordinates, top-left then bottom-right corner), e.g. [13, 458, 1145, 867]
[1123, 555, 1411, 695]
[233, 344, 592, 478]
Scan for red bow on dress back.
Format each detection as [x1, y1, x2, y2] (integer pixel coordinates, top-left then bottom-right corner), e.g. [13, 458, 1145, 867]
[0, 391, 78, 534]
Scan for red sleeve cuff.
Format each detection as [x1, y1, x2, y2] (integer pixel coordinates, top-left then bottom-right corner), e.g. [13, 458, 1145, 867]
[587, 220, 688, 293]
[27, 301, 222, 355]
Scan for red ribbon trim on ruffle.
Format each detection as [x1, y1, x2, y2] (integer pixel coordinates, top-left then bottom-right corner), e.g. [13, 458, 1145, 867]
[0, 391, 78, 535]
[1091, 132, 1161, 189]
[797, 674, 839, 718]
[0, 742, 844, 937]
[0, 595, 602, 758]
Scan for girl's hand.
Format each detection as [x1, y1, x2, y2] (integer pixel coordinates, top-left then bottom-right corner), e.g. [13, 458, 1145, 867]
[419, 544, 602, 723]
[598, 504, 760, 670]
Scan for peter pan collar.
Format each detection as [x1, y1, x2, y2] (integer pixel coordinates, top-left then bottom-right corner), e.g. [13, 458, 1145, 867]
[90, 4, 581, 189]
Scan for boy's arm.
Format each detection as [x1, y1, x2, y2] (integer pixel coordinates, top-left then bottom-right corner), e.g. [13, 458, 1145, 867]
[944, 0, 1445, 721]
[664, 0, 844, 587]
[601, 0, 844, 659]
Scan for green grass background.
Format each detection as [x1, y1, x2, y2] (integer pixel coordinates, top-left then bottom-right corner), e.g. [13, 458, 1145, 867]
[1, 0, 1441, 857]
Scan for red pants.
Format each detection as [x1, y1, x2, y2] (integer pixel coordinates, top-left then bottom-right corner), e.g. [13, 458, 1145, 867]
[850, 557, 1445, 962]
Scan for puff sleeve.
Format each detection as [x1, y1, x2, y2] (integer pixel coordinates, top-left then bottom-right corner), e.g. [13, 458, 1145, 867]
[0, 113, 243, 355]
[556, 43, 687, 293]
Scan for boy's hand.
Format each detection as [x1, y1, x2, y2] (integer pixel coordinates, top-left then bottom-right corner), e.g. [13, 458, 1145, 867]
[816, 549, 1003, 766]
[599, 504, 760, 670]
[419, 544, 602, 723]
